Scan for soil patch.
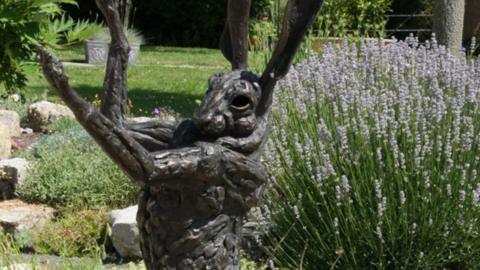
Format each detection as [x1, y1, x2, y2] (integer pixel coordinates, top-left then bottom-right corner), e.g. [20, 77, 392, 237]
[11, 133, 42, 153]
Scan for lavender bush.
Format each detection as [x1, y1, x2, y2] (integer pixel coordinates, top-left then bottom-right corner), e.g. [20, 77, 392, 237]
[264, 38, 480, 269]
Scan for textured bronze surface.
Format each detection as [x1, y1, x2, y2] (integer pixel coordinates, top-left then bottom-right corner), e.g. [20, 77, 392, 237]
[38, 0, 323, 268]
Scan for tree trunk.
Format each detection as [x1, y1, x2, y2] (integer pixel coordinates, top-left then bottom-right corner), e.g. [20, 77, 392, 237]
[463, 0, 480, 44]
[433, 0, 466, 50]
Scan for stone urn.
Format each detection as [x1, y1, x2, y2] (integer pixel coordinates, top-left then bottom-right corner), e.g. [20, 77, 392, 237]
[85, 39, 140, 65]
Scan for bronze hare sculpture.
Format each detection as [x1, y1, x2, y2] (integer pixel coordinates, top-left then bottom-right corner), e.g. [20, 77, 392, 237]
[38, 0, 324, 269]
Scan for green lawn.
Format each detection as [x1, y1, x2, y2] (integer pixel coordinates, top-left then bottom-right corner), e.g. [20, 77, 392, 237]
[11, 46, 230, 117]
[1, 45, 269, 118]
[0, 45, 272, 117]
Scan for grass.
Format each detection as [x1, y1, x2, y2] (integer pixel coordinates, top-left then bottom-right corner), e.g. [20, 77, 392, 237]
[1, 44, 270, 118]
[3, 46, 229, 117]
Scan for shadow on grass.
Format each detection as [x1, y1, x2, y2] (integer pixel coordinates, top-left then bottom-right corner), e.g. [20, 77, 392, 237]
[30, 84, 202, 117]
[140, 46, 218, 55]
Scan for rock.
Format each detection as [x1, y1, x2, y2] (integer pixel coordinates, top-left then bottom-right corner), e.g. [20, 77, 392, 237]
[128, 117, 155, 124]
[8, 94, 21, 103]
[110, 205, 141, 258]
[27, 101, 75, 132]
[0, 199, 54, 234]
[0, 110, 21, 138]
[1, 263, 32, 270]
[20, 128, 33, 135]
[0, 123, 11, 160]
[0, 158, 29, 199]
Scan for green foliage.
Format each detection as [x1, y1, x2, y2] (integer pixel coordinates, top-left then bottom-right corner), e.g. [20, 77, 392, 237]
[0, 225, 105, 269]
[0, 0, 100, 93]
[89, 26, 145, 45]
[14, 228, 36, 250]
[0, 232, 19, 260]
[33, 209, 109, 257]
[251, 0, 392, 57]
[45, 15, 102, 46]
[240, 257, 267, 270]
[315, 0, 351, 37]
[17, 120, 138, 210]
[316, 0, 392, 37]
[249, 19, 276, 52]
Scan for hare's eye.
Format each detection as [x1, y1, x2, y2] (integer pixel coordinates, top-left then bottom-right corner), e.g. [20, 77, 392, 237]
[231, 95, 252, 111]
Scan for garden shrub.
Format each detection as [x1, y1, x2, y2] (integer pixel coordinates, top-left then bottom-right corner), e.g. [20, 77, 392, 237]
[264, 38, 480, 269]
[17, 120, 138, 210]
[33, 209, 109, 257]
[315, 0, 392, 38]
[0, 0, 99, 93]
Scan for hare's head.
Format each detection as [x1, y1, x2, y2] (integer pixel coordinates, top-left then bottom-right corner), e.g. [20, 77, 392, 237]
[193, 71, 260, 137]
[193, 0, 324, 138]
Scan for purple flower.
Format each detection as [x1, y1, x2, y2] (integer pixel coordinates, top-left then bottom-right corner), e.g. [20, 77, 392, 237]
[152, 107, 161, 117]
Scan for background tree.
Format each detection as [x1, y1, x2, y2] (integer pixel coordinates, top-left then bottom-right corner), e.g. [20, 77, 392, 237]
[433, 0, 465, 50]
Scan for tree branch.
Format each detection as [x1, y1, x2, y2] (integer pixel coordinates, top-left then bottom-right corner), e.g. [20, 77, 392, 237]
[38, 47, 153, 185]
[96, 0, 130, 126]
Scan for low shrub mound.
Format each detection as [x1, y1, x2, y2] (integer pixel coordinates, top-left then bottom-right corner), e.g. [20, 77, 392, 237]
[265, 38, 480, 269]
[17, 119, 138, 210]
[33, 209, 110, 258]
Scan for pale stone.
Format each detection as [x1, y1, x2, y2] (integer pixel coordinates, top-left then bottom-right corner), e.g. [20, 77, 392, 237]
[0, 110, 21, 138]
[110, 205, 142, 258]
[1, 263, 33, 270]
[20, 128, 33, 134]
[128, 117, 154, 124]
[0, 199, 54, 234]
[0, 158, 29, 199]
[27, 101, 75, 132]
[0, 123, 11, 160]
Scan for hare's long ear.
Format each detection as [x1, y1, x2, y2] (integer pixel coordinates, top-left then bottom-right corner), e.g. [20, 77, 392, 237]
[257, 0, 324, 116]
[220, 0, 252, 70]
[96, 0, 130, 126]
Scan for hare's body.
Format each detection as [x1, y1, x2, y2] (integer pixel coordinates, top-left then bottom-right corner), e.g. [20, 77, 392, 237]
[39, 0, 324, 268]
[138, 142, 265, 269]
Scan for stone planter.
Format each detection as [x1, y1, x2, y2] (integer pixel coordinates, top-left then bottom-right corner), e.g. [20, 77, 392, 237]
[85, 40, 140, 65]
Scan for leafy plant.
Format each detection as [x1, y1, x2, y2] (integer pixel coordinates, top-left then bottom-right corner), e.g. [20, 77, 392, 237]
[315, 0, 351, 37]
[33, 209, 109, 257]
[264, 38, 480, 269]
[0, 232, 19, 261]
[17, 120, 138, 210]
[45, 15, 102, 46]
[249, 19, 276, 52]
[0, 0, 100, 93]
[315, 0, 392, 38]
[89, 26, 145, 45]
